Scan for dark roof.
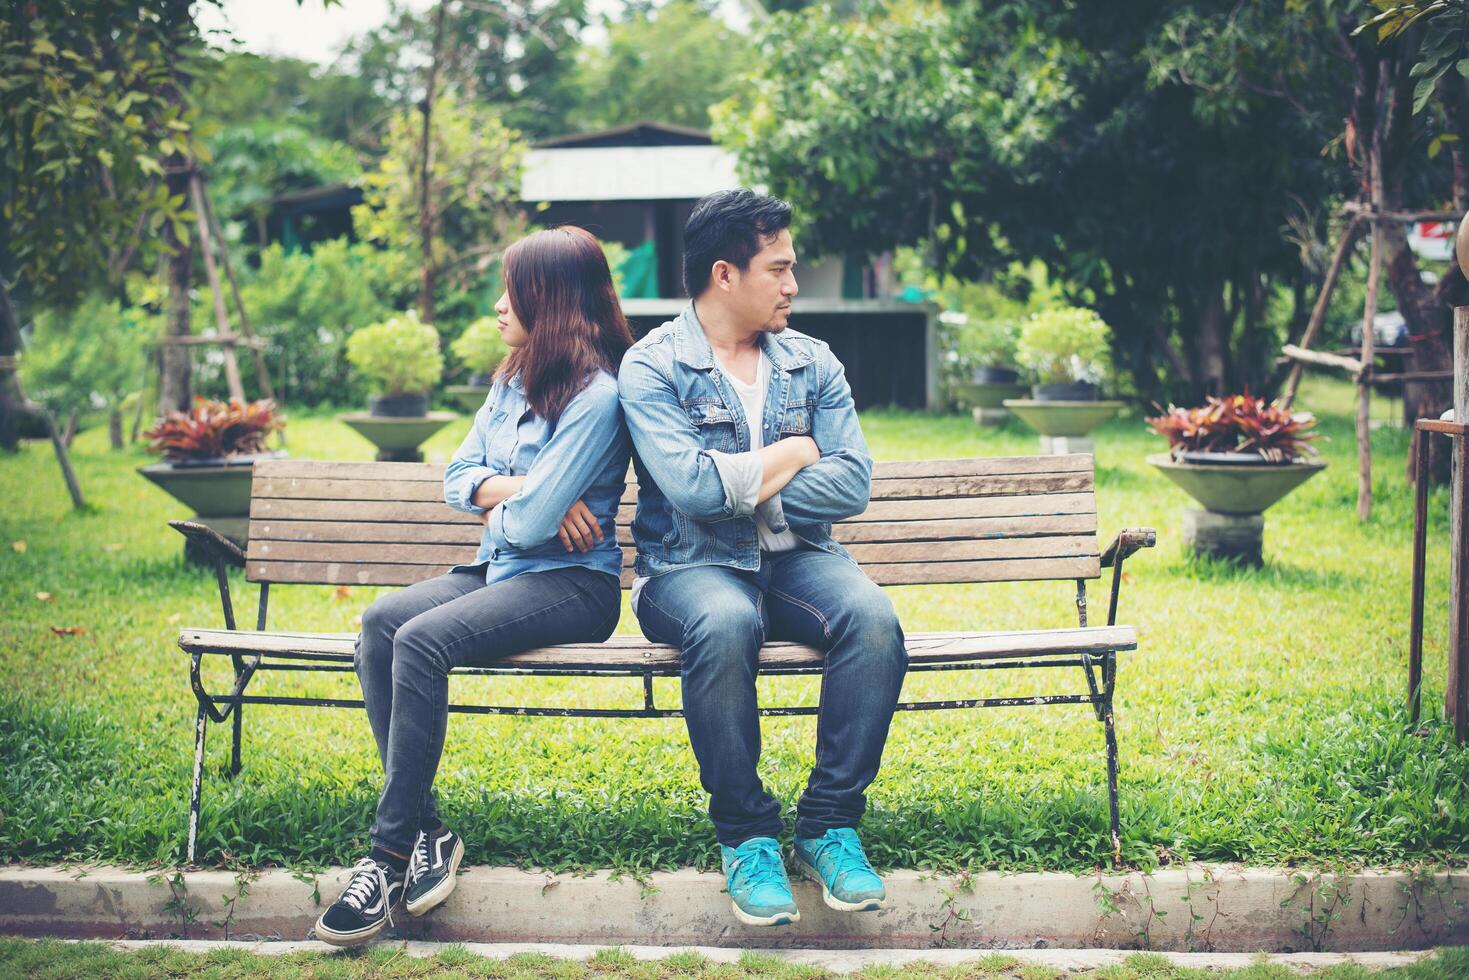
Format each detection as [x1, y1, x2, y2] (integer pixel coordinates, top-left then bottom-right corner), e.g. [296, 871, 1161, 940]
[534, 121, 713, 149]
[267, 182, 363, 216]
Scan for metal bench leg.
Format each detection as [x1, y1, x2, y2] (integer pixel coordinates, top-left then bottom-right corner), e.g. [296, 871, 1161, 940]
[188, 703, 208, 865]
[1102, 650, 1122, 866]
[230, 655, 246, 778]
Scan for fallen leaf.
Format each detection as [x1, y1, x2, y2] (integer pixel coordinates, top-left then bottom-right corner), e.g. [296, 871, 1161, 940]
[103, 543, 124, 552]
[50, 626, 86, 636]
[12, 540, 26, 553]
[35, 592, 53, 602]
[351, 614, 363, 630]
[167, 613, 182, 624]
[333, 585, 352, 600]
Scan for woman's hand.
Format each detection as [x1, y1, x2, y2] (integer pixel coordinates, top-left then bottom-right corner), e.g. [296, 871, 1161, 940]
[557, 499, 604, 553]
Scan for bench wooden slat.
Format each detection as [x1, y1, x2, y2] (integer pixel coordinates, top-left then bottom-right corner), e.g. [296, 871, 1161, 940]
[249, 513, 1100, 547]
[250, 492, 1097, 527]
[245, 534, 1099, 570]
[247, 554, 1100, 588]
[253, 470, 1093, 505]
[179, 624, 1137, 670]
[250, 455, 1095, 484]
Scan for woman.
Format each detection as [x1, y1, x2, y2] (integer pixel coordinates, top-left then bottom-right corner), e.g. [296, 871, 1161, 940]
[316, 226, 634, 946]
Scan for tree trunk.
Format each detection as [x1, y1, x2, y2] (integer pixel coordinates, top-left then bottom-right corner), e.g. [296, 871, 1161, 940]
[416, 1, 449, 324]
[0, 277, 28, 451]
[1192, 281, 1229, 397]
[158, 209, 193, 413]
[108, 409, 123, 450]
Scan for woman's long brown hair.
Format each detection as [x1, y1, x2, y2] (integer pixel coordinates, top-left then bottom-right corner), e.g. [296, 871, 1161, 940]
[497, 226, 634, 424]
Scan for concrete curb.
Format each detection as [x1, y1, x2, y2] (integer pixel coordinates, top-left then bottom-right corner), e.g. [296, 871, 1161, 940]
[1, 865, 1465, 952]
[59, 939, 1441, 974]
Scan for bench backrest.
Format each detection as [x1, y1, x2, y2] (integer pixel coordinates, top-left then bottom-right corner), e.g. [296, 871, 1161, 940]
[245, 455, 1101, 588]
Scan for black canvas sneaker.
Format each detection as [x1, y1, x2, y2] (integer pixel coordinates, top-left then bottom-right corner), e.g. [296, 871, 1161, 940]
[404, 825, 464, 916]
[314, 857, 403, 947]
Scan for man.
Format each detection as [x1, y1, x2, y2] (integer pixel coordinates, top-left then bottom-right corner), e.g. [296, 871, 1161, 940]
[618, 189, 908, 927]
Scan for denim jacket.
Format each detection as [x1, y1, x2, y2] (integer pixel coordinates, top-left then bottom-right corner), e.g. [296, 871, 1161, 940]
[618, 303, 872, 579]
[443, 369, 628, 584]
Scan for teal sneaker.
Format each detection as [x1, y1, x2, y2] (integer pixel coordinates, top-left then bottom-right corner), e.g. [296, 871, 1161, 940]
[720, 837, 800, 926]
[793, 828, 886, 912]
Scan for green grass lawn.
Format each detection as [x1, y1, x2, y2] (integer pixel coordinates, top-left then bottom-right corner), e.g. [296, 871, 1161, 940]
[0, 942, 1466, 980]
[1, 377, 1466, 874]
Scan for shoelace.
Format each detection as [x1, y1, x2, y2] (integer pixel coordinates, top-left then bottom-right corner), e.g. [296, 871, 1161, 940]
[338, 858, 394, 927]
[731, 840, 788, 893]
[409, 832, 431, 886]
[812, 833, 870, 881]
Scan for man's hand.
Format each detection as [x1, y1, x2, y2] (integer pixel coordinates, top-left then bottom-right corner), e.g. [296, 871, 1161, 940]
[557, 499, 604, 553]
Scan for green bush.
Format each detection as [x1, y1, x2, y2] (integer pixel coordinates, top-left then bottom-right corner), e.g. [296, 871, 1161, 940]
[1016, 307, 1112, 385]
[346, 310, 445, 395]
[236, 240, 416, 406]
[449, 316, 509, 379]
[19, 294, 151, 425]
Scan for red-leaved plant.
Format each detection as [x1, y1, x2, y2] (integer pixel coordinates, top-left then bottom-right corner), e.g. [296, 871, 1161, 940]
[145, 398, 284, 463]
[1146, 393, 1319, 463]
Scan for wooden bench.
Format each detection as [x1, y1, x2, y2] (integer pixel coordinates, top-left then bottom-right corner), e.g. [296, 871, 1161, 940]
[172, 454, 1155, 866]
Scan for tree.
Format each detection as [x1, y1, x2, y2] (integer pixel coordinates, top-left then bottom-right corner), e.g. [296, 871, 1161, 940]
[343, 0, 589, 141]
[574, 1, 750, 131]
[352, 94, 526, 324]
[0, 0, 207, 447]
[715, 0, 1352, 404]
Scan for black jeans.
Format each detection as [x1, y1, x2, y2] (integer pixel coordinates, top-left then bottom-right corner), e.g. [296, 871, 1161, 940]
[636, 549, 908, 846]
[354, 565, 620, 855]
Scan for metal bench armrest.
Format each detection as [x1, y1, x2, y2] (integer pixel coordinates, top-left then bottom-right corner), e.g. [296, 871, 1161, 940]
[1100, 527, 1156, 568]
[169, 520, 246, 567]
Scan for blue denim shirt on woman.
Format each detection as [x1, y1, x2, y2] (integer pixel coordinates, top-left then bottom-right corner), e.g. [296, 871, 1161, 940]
[617, 303, 873, 580]
[443, 369, 628, 585]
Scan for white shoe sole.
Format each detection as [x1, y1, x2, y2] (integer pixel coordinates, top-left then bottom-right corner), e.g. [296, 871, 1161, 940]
[313, 914, 388, 947]
[730, 899, 800, 927]
[795, 855, 886, 912]
[405, 836, 464, 917]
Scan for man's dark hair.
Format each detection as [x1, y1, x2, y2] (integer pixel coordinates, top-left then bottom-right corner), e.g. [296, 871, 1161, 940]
[682, 189, 793, 296]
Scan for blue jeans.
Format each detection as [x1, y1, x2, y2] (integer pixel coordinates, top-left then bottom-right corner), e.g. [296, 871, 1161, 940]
[354, 565, 621, 855]
[636, 549, 908, 845]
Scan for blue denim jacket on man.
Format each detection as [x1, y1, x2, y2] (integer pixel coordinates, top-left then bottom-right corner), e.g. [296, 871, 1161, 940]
[618, 304, 873, 579]
[443, 369, 628, 584]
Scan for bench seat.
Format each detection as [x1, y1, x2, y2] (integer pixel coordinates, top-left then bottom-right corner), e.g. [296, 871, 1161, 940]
[181, 625, 1139, 671]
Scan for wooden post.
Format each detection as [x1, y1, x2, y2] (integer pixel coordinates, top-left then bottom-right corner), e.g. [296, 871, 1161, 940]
[1356, 222, 1382, 522]
[188, 173, 244, 403]
[1451, 308, 1468, 740]
[41, 406, 84, 510]
[199, 183, 276, 402]
[1282, 218, 1363, 409]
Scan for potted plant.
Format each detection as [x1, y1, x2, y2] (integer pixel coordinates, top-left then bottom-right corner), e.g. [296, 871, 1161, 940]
[139, 398, 285, 562]
[1003, 307, 1124, 452]
[941, 313, 1028, 424]
[1146, 393, 1327, 565]
[444, 315, 509, 412]
[339, 311, 453, 461]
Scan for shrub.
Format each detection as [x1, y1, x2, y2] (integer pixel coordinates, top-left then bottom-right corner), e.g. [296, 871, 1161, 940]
[1016, 307, 1112, 385]
[449, 316, 509, 378]
[1147, 392, 1319, 462]
[19, 294, 151, 422]
[144, 398, 284, 462]
[346, 310, 444, 395]
[235, 239, 416, 406]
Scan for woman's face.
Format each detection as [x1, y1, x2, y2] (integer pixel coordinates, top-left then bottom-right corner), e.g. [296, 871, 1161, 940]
[495, 290, 531, 348]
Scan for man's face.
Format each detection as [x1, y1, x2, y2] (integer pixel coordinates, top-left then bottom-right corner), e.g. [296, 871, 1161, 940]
[727, 229, 799, 333]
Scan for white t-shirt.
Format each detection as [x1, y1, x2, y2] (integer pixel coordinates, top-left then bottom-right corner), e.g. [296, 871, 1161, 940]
[721, 351, 801, 553]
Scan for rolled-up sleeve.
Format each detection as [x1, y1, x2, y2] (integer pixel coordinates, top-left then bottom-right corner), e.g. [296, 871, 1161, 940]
[778, 349, 872, 524]
[485, 379, 626, 551]
[443, 398, 503, 514]
[618, 353, 762, 522]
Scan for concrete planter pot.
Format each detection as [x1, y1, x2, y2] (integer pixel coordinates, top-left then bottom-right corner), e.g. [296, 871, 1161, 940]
[444, 384, 494, 413]
[953, 367, 1028, 425]
[1147, 453, 1327, 565]
[138, 451, 286, 563]
[1002, 399, 1125, 454]
[339, 411, 456, 462]
[368, 392, 431, 417]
